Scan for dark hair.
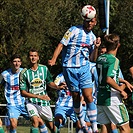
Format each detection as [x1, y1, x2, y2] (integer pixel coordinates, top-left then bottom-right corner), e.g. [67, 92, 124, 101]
[10, 54, 22, 62]
[104, 34, 120, 52]
[28, 48, 39, 57]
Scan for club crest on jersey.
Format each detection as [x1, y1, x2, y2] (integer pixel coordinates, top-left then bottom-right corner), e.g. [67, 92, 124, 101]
[63, 30, 72, 40]
[31, 78, 43, 87]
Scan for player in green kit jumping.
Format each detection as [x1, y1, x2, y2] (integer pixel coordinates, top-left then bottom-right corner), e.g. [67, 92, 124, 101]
[96, 34, 133, 133]
[19, 48, 66, 133]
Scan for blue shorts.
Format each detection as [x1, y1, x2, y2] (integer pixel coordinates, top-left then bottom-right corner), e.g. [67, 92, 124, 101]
[7, 105, 29, 120]
[5, 116, 10, 126]
[63, 65, 93, 92]
[54, 105, 77, 126]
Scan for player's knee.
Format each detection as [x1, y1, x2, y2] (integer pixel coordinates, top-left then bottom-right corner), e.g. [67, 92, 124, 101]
[84, 95, 93, 103]
[0, 119, 2, 127]
[31, 117, 40, 127]
[119, 123, 130, 133]
[10, 122, 17, 129]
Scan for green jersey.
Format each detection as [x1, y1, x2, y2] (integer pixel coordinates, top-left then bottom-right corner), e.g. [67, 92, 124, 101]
[96, 53, 122, 106]
[20, 64, 53, 106]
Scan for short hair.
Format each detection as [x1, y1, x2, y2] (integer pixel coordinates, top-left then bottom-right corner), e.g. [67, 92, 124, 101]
[28, 48, 39, 57]
[10, 54, 22, 62]
[104, 34, 120, 51]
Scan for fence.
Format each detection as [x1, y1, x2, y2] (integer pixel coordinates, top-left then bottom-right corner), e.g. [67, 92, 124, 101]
[0, 104, 73, 133]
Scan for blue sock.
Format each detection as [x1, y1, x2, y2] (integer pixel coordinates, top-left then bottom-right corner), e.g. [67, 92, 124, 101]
[10, 129, 16, 133]
[39, 124, 48, 133]
[111, 129, 118, 133]
[86, 102, 98, 132]
[74, 102, 86, 127]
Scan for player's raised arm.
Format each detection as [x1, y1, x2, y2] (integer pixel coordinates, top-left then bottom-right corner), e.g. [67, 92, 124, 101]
[48, 43, 63, 66]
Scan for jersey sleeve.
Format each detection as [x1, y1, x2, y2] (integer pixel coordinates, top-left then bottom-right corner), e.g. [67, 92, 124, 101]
[45, 68, 53, 84]
[54, 73, 64, 85]
[19, 68, 28, 91]
[60, 26, 75, 46]
[107, 58, 119, 78]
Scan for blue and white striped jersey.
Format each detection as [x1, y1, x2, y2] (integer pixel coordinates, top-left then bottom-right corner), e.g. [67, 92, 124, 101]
[90, 62, 98, 104]
[0, 68, 25, 106]
[61, 25, 96, 67]
[54, 73, 73, 107]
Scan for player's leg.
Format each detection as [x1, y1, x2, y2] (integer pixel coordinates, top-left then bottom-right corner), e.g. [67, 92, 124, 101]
[102, 104, 130, 133]
[63, 67, 87, 131]
[26, 103, 47, 133]
[38, 118, 48, 133]
[100, 124, 113, 133]
[75, 105, 92, 133]
[54, 105, 67, 131]
[39, 105, 57, 133]
[0, 118, 5, 133]
[109, 104, 130, 133]
[80, 65, 98, 133]
[7, 105, 21, 133]
[118, 123, 130, 133]
[97, 106, 112, 133]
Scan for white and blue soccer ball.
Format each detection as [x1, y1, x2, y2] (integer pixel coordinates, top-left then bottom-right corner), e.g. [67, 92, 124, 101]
[81, 5, 96, 21]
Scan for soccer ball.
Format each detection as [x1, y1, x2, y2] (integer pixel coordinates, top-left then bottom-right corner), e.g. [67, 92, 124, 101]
[81, 5, 96, 21]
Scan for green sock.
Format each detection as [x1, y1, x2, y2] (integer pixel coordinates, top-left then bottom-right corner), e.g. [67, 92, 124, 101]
[30, 127, 39, 133]
[0, 127, 5, 133]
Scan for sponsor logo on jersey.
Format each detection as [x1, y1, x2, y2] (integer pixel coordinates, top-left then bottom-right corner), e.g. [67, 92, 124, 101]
[31, 78, 43, 87]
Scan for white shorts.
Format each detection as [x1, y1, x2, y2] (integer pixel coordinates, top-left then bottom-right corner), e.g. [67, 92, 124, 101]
[97, 103, 129, 126]
[26, 103, 53, 121]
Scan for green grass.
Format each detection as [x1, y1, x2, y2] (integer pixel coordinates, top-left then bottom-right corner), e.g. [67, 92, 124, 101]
[3, 126, 74, 133]
[3, 126, 133, 133]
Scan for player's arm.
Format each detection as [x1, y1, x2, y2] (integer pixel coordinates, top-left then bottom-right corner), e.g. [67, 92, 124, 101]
[106, 77, 127, 99]
[90, 37, 101, 62]
[48, 43, 63, 66]
[129, 66, 133, 78]
[48, 82, 67, 90]
[119, 78, 133, 92]
[21, 90, 50, 101]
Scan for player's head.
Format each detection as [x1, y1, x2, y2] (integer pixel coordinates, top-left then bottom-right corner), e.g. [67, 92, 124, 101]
[104, 34, 120, 52]
[81, 5, 97, 32]
[28, 48, 39, 65]
[99, 44, 107, 55]
[10, 54, 22, 71]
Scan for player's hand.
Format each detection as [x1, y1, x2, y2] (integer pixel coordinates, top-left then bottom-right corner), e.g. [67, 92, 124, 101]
[120, 84, 126, 90]
[124, 81, 133, 92]
[94, 37, 101, 48]
[120, 90, 128, 99]
[48, 59, 55, 66]
[58, 82, 67, 90]
[37, 95, 51, 101]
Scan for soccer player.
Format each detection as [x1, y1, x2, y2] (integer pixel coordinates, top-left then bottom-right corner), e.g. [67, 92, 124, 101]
[19, 48, 66, 133]
[48, 5, 101, 133]
[0, 54, 29, 133]
[54, 73, 77, 132]
[54, 73, 95, 133]
[96, 34, 133, 133]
